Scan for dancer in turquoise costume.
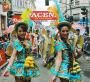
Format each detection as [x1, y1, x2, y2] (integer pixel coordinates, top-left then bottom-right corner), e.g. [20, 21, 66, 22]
[2, 22, 40, 82]
[50, 22, 82, 82]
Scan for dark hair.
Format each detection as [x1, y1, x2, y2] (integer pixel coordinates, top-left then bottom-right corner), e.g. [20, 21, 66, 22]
[76, 29, 80, 32]
[47, 30, 50, 33]
[15, 22, 28, 32]
[35, 29, 39, 34]
[57, 22, 71, 31]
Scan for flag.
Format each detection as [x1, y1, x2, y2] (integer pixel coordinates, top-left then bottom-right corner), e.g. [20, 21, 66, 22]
[48, 6, 59, 20]
[21, 8, 32, 21]
[53, 0, 65, 22]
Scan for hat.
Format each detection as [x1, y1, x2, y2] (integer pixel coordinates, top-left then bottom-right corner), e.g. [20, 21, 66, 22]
[57, 21, 71, 31]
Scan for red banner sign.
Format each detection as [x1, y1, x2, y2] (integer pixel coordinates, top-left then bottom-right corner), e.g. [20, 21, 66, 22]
[30, 11, 58, 20]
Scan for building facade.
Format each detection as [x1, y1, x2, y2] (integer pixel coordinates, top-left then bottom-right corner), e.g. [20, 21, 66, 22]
[61, 0, 89, 22]
[11, 0, 36, 14]
[0, 1, 7, 36]
[0, 0, 36, 36]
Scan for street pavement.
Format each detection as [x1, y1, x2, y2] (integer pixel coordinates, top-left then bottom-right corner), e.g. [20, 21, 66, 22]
[78, 55, 90, 82]
[0, 58, 58, 82]
[0, 56, 90, 82]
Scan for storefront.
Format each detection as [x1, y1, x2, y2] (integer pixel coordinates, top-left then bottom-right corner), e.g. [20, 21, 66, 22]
[0, 12, 7, 36]
[0, 1, 9, 36]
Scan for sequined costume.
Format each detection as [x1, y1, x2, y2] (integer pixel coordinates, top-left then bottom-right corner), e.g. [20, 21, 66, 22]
[50, 40, 81, 81]
[8, 39, 40, 78]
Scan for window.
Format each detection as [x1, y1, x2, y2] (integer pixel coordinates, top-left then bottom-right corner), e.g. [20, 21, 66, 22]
[0, 0, 3, 4]
[1, 15, 6, 30]
[73, 13, 80, 21]
[75, 0, 80, 6]
[70, 0, 74, 8]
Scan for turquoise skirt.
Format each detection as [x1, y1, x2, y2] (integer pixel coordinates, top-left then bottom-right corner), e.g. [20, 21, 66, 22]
[9, 61, 40, 78]
[50, 62, 70, 79]
[50, 62, 81, 80]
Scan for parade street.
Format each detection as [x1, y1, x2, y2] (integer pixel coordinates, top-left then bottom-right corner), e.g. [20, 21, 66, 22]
[0, 0, 90, 82]
[0, 56, 90, 82]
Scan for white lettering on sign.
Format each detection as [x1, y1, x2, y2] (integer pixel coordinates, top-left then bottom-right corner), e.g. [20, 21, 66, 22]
[30, 11, 57, 20]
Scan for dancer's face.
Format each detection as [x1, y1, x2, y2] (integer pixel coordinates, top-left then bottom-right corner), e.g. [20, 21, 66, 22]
[60, 26, 69, 39]
[17, 27, 26, 40]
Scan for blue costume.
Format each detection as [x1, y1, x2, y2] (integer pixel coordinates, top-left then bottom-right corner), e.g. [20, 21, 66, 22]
[50, 40, 81, 81]
[8, 39, 40, 78]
